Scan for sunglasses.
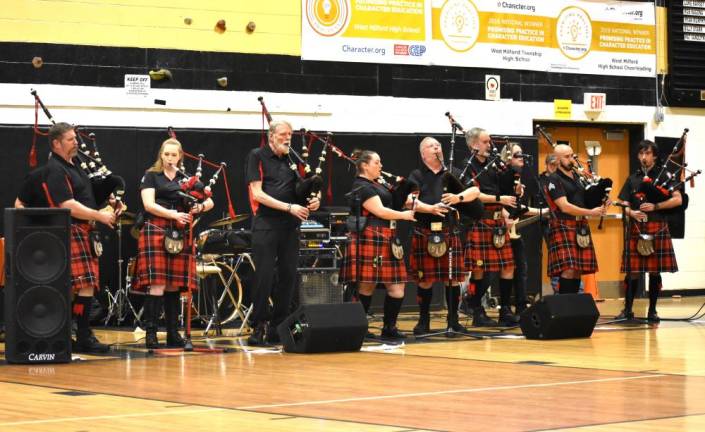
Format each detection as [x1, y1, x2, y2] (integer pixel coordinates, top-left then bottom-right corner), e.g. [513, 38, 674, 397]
[512, 153, 524, 159]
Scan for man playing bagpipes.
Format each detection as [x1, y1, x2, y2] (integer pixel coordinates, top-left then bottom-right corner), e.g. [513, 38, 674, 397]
[616, 139, 682, 322]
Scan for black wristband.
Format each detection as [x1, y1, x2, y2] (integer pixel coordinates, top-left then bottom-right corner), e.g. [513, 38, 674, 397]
[458, 194, 464, 202]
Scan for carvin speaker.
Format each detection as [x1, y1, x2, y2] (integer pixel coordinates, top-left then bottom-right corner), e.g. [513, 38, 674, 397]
[277, 303, 367, 353]
[4, 208, 72, 363]
[519, 294, 600, 340]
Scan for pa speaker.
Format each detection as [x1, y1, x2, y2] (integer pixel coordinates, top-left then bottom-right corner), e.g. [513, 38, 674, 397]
[277, 303, 367, 353]
[519, 293, 600, 340]
[4, 208, 72, 363]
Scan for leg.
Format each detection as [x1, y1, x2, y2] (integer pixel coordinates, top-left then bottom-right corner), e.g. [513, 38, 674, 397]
[558, 270, 581, 294]
[143, 285, 165, 349]
[267, 228, 300, 343]
[248, 229, 277, 345]
[413, 282, 433, 335]
[616, 274, 638, 320]
[164, 287, 185, 347]
[381, 283, 406, 340]
[647, 273, 661, 322]
[511, 238, 529, 313]
[73, 286, 109, 353]
[469, 271, 497, 327]
[498, 266, 519, 326]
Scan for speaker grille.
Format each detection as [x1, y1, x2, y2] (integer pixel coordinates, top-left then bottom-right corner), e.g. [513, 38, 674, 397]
[16, 231, 67, 284]
[16, 285, 69, 338]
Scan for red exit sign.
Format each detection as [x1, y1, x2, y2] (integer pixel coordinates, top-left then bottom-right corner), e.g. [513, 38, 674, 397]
[584, 93, 606, 112]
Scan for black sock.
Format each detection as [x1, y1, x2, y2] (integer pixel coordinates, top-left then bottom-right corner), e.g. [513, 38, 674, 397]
[648, 274, 661, 312]
[383, 295, 403, 327]
[469, 278, 487, 308]
[417, 287, 432, 317]
[446, 285, 460, 324]
[499, 278, 513, 308]
[358, 293, 372, 314]
[73, 296, 93, 340]
[624, 277, 637, 313]
[558, 278, 580, 294]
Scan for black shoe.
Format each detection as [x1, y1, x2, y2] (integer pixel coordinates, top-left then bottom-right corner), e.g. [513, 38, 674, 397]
[446, 321, 470, 337]
[247, 323, 267, 346]
[498, 307, 520, 327]
[74, 331, 110, 354]
[166, 330, 185, 348]
[616, 309, 635, 321]
[413, 314, 431, 335]
[145, 329, 159, 349]
[266, 324, 281, 344]
[472, 307, 498, 327]
[381, 325, 407, 340]
[647, 310, 660, 323]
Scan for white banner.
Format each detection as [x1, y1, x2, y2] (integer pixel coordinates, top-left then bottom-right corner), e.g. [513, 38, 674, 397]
[301, 0, 656, 77]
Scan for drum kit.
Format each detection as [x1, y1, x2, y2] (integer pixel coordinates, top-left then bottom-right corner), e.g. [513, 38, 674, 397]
[103, 212, 256, 336]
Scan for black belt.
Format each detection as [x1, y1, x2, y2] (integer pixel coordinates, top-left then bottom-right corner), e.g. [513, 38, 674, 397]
[367, 218, 397, 229]
[481, 210, 503, 220]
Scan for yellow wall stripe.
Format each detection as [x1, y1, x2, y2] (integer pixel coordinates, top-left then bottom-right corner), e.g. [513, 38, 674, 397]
[0, 0, 301, 56]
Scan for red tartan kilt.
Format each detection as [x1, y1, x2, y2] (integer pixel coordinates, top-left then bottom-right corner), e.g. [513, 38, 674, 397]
[339, 226, 408, 284]
[410, 227, 465, 282]
[133, 216, 198, 291]
[620, 220, 678, 273]
[464, 218, 514, 272]
[547, 218, 598, 276]
[70, 223, 100, 293]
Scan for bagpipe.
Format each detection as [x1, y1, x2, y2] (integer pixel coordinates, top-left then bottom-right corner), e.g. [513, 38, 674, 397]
[635, 129, 701, 211]
[437, 112, 484, 220]
[258, 96, 327, 205]
[536, 124, 613, 223]
[166, 127, 226, 212]
[323, 135, 419, 211]
[30, 89, 126, 208]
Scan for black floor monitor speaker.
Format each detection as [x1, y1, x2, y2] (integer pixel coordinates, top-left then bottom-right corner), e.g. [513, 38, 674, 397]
[277, 303, 367, 353]
[4, 208, 72, 363]
[519, 293, 600, 340]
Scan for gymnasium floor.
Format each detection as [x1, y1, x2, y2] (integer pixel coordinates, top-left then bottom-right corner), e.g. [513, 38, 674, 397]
[1, 296, 705, 432]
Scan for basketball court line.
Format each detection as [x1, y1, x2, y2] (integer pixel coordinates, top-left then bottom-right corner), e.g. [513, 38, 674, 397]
[0, 373, 669, 428]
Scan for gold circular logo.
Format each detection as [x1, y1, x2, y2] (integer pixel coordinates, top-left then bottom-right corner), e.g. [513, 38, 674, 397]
[556, 6, 593, 60]
[305, 0, 350, 37]
[439, 0, 480, 53]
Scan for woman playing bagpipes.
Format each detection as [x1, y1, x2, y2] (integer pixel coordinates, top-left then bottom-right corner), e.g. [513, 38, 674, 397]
[133, 138, 214, 348]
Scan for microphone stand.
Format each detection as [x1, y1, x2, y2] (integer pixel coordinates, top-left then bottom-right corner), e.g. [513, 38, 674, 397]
[524, 155, 550, 302]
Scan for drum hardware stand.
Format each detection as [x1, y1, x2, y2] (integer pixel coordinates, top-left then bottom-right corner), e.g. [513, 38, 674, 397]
[203, 253, 257, 336]
[104, 218, 142, 327]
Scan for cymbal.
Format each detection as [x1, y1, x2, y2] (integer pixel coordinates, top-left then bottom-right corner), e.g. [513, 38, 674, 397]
[209, 214, 250, 228]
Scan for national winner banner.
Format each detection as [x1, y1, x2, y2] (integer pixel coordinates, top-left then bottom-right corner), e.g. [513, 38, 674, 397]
[301, 0, 656, 77]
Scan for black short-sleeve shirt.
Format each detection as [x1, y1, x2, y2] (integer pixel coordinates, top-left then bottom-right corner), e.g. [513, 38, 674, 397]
[468, 157, 501, 196]
[17, 165, 51, 207]
[245, 145, 299, 229]
[408, 164, 450, 225]
[139, 170, 185, 210]
[618, 165, 661, 209]
[45, 152, 97, 210]
[348, 176, 392, 216]
[545, 169, 585, 210]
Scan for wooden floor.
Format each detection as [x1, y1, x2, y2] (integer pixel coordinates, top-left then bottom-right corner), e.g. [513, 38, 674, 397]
[2, 296, 705, 431]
